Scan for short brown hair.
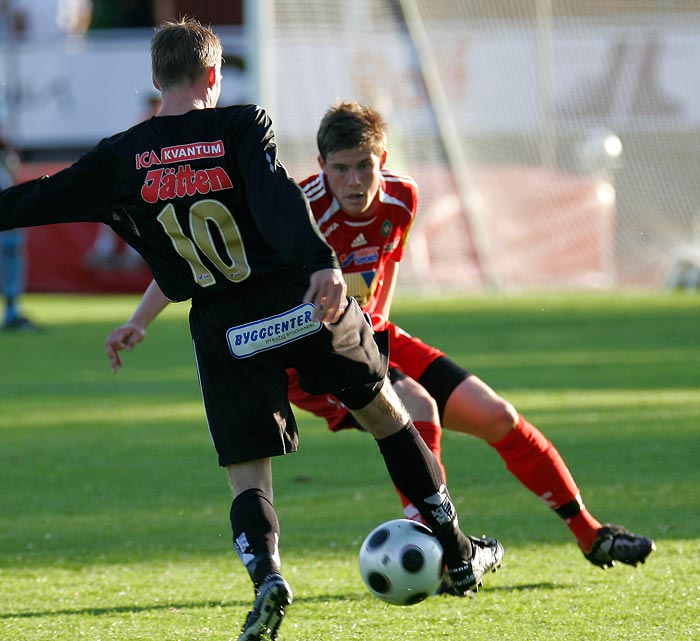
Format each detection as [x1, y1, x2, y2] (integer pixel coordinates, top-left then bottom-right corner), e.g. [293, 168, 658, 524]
[151, 17, 223, 90]
[316, 101, 387, 160]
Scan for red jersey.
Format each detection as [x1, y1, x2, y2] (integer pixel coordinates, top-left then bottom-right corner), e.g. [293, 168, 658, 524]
[289, 167, 441, 432]
[299, 168, 417, 314]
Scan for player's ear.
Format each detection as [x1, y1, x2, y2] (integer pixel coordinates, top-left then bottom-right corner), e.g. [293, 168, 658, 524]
[317, 154, 326, 170]
[152, 75, 161, 91]
[379, 149, 388, 167]
[207, 65, 218, 88]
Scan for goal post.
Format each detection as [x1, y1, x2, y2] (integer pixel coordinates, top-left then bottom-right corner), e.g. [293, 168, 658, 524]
[244, 0, 276, 120]
[396, 0, 500, 290]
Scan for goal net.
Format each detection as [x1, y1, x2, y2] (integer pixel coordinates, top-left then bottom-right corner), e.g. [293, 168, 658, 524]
[255, 0, 700, 292]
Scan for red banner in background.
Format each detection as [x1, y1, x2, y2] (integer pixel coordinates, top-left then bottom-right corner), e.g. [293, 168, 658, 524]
[17, 162, 615, 295]
[17, 163, 152, 294]
[27, 222, 152, 294]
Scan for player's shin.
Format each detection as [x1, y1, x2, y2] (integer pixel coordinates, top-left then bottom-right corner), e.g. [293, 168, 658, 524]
[490, 414, 602, 550]
[376, 422, 473, 567]
[397, 420, 445, 524]
[230, 488, 282, 587]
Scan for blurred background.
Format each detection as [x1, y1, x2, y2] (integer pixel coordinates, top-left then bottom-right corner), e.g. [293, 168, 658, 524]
[2, 0, 700, 295]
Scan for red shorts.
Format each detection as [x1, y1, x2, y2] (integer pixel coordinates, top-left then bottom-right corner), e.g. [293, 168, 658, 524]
[381, 320, 445, 381]
[287, 320, 444, 431]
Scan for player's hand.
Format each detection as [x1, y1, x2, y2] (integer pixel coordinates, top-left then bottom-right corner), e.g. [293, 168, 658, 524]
[303, 268, 348, 323]
[104, 322, 147, 374]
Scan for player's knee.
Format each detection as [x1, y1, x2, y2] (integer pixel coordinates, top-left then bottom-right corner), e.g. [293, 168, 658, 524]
[488, 399, 519, 438]
[405, 389, 439, 423]
[393, 378, 439, 423]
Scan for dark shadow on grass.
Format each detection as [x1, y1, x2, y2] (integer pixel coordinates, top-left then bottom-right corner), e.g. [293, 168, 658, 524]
[0, 593, 367, 620]
[491, 581, 567, 592]
[1, 583, 567, 619]
[0, 600, 232, 619]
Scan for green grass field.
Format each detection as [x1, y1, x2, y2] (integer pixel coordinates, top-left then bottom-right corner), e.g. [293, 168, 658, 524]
[1, 292, 698, 641]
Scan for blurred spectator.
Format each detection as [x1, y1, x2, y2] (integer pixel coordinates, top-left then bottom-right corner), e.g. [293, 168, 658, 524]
[0, 0, 25, 35]
[4, 0, 92, 38]
[0, 138, 38, 331]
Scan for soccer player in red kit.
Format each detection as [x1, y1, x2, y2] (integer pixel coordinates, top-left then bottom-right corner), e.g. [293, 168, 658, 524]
[288, 101, 655, 572]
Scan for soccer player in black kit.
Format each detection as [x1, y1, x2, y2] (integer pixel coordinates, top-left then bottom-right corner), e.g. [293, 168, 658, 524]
[0, 18, 503, 640]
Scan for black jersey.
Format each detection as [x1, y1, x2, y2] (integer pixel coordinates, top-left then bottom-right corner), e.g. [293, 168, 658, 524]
[0, 105, 338, 301]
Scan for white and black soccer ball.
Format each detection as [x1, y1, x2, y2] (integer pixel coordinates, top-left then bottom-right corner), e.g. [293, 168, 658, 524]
[358, 519, 443, 606]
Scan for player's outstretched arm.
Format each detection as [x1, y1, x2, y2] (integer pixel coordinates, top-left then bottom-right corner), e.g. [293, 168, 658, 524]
[303, 267, 347, 324]
[105, 279, 171, 373]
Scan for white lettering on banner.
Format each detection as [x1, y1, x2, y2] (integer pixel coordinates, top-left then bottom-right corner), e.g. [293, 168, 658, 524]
[226, 303, 322, 358]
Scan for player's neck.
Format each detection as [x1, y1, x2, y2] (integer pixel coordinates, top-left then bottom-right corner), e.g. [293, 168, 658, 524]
[158, 99, 207, 116]
[342, 199, 379, 220]
[157, 87, 211, 116]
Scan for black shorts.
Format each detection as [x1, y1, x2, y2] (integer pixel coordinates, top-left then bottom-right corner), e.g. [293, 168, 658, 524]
[189, 269, 388, 466]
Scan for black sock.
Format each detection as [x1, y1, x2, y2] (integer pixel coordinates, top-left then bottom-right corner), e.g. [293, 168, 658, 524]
[377, 423, 472, 564]
[230, 488, 281, 587]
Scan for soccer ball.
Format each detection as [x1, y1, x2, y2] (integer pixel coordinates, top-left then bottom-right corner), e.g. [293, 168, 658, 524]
[358, 519, 443, 606]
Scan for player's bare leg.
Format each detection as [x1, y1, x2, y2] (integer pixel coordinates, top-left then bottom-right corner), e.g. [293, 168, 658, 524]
[442, 375, 516, 442]
[351, 375, 412, 438]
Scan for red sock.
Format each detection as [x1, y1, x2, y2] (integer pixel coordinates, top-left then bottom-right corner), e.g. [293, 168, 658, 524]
[398, 420, 444, 523]
[490, 415, 601, 551]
